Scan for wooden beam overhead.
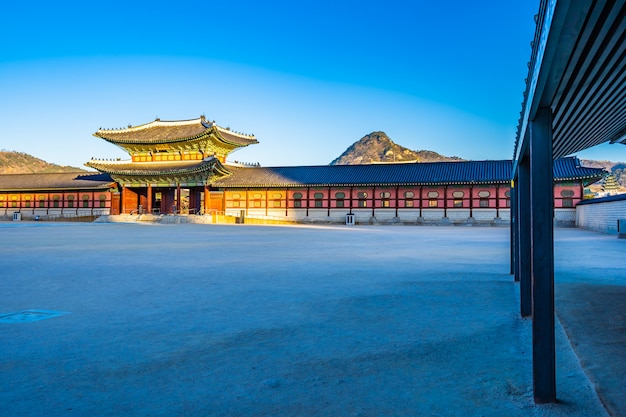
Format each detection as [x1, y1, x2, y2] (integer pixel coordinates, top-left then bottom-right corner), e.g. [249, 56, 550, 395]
[514, 0, 626, 168]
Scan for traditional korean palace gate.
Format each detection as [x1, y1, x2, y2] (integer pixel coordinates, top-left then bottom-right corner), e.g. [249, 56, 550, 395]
[511, 0, 625, 403]
[86, 116, 257, 215]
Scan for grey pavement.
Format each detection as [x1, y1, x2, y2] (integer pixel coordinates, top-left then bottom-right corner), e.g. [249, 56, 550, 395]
[554, 228, 626, 417]
[0, 222, 622, 416]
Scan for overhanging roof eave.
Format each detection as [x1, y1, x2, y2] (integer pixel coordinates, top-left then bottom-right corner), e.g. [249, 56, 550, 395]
[514, 0, 626, 168]
[514, 0, 593, 165]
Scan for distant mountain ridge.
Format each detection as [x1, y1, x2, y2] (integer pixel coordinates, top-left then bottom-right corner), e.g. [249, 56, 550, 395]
[0, 151, 85, 174]
[580, 159, 625, 187]
[330, 131, 463, 165]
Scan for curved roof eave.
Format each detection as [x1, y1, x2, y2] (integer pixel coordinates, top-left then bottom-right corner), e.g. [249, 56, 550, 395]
[85, 158, 231, 177]
[212, 126, 259, 147]
[95, 131, 211, 146]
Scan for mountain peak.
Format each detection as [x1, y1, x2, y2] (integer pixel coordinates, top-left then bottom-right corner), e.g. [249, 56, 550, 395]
[330, 132, 463, 165]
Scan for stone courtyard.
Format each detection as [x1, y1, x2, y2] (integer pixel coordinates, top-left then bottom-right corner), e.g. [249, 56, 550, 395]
[1, 222, 623, 416]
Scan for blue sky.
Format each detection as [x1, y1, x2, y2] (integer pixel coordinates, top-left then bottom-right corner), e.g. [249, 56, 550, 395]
[1, 0, 624, 169]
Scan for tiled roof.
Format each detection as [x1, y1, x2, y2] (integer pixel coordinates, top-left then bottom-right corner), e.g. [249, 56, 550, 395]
[0, 172, 113, 191]
[552, 158, 606, 181]
[85, 158, 226, 176]
[214, 157, 605, 188]
[214, 160, 513, 187]
[94, 118, 208, 144]
[93, 117, 257, 147]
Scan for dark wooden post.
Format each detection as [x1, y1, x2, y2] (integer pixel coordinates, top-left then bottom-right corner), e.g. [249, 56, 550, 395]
[530, 107, 556, 403]
[510, 179, 516, 276]
[518, 156, 532, 316]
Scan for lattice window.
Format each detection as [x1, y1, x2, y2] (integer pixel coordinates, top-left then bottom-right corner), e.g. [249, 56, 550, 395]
[380, 191, 391, 208]
[335, 192, 345, 208]
[357, 192, 368, 207]
[293, 192, 303, 208]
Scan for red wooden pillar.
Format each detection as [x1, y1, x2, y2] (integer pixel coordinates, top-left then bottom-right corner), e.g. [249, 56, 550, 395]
[395, 186, 399, 218]
[418, 186, 423, 218]
[469, 185, 474, 219]
[204, 184, 209, 214]
[146, 184, 152, 214]
[121, 185, 127, 214]
[306, 187, 310, 217]
[327, 186, 331, 217]
[496, 184, 500, 218]
[444, 185, 448, 218]
[176, 184, 181, 214]
[349, 186, 353, 214]
[372, 186, 376, 217]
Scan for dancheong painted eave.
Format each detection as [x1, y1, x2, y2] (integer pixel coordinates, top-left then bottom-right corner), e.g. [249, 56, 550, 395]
[93, 116, 258, 147]
[213, 158, 605, 189]
[85, 157, 231, 177]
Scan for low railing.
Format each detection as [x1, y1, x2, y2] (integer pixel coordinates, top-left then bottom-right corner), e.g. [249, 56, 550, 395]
[33, 210, 107, 222]
[123, 206, 202, 215]
[222, 211, 303, 225]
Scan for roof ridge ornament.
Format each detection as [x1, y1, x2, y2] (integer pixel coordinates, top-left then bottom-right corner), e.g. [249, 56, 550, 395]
[215, 124, 256, 139]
